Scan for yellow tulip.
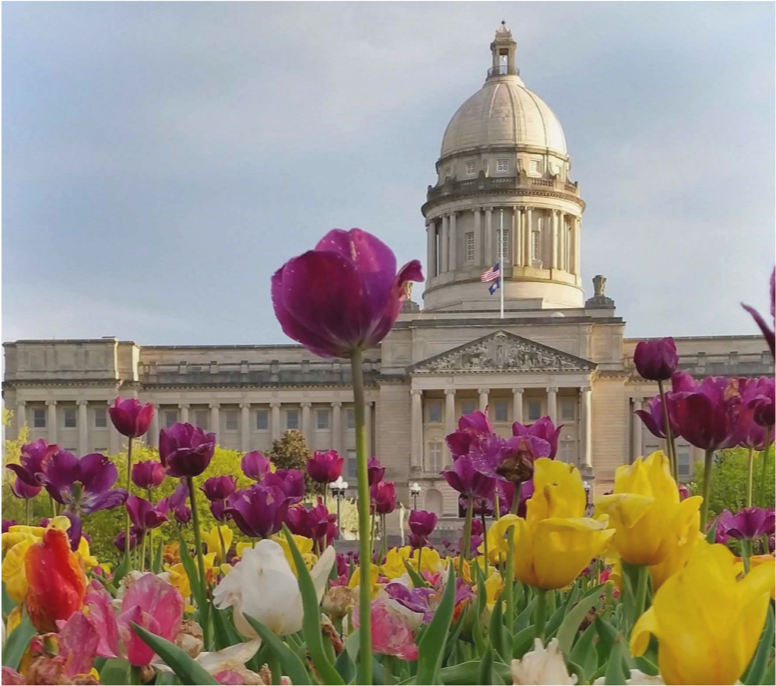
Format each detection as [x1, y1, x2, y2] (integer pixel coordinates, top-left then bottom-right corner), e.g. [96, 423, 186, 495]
[649, 514, 705, 591]
[165, 552, 218, 599]
[481, 514, 520, 562]
[632, 544, 775, 685]
[205, 526, 233, 563]
[595, 451, 702, 566]
[484, 572, 504, 610]
[734, 554, 776, 600]
[348, 564, 381, 598]
[235, 542, 253, 559]
[409, 547, 443, 576]
[381, 546, 411, 580]
[2, 539, 34, 603]
[271, 534, 318, 575]
[6, 606, 22, 636]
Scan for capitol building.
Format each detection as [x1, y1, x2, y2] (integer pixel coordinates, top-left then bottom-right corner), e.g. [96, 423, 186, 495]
[3, 25, 770, 521]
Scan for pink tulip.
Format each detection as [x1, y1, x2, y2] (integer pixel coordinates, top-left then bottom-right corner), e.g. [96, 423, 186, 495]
[355, 599, 419, 661]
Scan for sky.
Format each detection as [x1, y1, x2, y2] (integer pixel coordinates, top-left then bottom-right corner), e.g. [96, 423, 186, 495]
[3, 2, 774, 346]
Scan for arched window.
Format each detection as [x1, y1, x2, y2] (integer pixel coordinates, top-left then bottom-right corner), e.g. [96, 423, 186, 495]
[425, 488, 443, 516]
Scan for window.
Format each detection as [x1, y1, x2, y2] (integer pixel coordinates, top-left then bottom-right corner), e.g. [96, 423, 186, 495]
[347, 450, 357, 478]
[64, 407, 77, 428]
[33, 409, 46, 428]
[466, 161, 476, 176]
[532, 231, 541, 261]
[256, 410, 268, 430]
[165, 410, 178, 428]
[94, 407, 107, 428]
[194, 410, 209, 430]
[530, 159, 542, 174]
[428, 442, 442, 473]
[528, 400, 542, 421]
[560, 441, 575, 463]
[465, 232, 475, 262]
[496, 159, 509, 172]
[225, 411, 239, 431]
[444, 166, 452, 179]
[677, 447, 692, 480]
[560, 399, 575, 421]
[317, 409, 330, 430]
[286, 410, 299, 430]
[461, 400, 475, 416]
[428, 402, 442, 424]
[347, 409, 355, 430]
[494, 401, 508, 422]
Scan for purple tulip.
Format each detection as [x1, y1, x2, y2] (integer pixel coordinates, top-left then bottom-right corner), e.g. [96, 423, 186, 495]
[108, 397, 155, 438]
[37, 518, 50, 528]
[38, 449, 128, 548]
[367, 457, 386, 486]
[224, 484, 289, 539]
[512, 417, 562, 459]
[265, 469, 306, 505]
[271, 228, 424, 358]
[2, 520, 18, 534]
[446, 411, 493, 460]
[633, 337, 679, 382]
[287, 498, 337, 547]
[241, 451, 272, 481]
[742, 268, 775, 357]
[114, 527, 143, 552]
[131, 461, 166, 490]
[126, 495, 168, 532]
[478, 434, 551, 485]
[306, 450, 344, 485]
[158, 480, 191, 524]
[408, 510, 437, 538]
[159, 423, 216, 478]
[385, 583, 438, 623]
[635, 396, 671, 440]
[442, 455, 496, 500]
[409, 533, 427, 549]
[201, 475, 237, 502]
[10, 477, 42, 500]
[495, 480, 534, 517]
[370, 480, 397, 515]
[711, 509, 735, 544]
[725, 507, 776, 541]
[746, 377, 775, 431]
[678, 484, 690, 501]
[6, 439, 57, 487]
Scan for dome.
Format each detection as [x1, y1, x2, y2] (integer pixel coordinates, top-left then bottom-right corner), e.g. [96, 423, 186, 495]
[440, 77, 567, 159]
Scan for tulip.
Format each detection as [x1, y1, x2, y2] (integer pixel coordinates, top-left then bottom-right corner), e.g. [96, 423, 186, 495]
[287, 499, 337, 549]
[126, 495, 168, 532]
[635, 396, 674, 440]
[159, 423, 216, 478]
[213, 539, 335, 637]
[595, 452, 702, 566]
[158, 480, 191, 524]
[201, 475, 237, 502]
[633, 338, 679, 382]
[108, 397, 154, 438]
[370, 480, 397, 515]
[323, 585, 356, 619]
[225, 484, 290, 539]
[271, 228, 423, 359]
[442, 456, 496, 500]
[24, 528, 86, 632]
[2, 520, 17, 533]
[512, 417, 562, 459]
[511, 638, 577, 685]
[10, 477, 41, 501]
[408, 510, 437, 538]
[131, 461, 166, 490]
[241, 451, 272, 481]
[114, 528, 143, 553]
[492, 435, 551, 486]
[37, 450, 128, 548]
[306, 450, 344, 485]
[631, 543, 775, 685]
[354, 598, 420, 661]
[724, 507, 775, 541]
[265, 469, 306, 505]
[446, 411, 493, 460]
[649, 514, 705, 591]
[742, 267, 775, 357]
[367, 457, 386, 486]
[6, 439, 57, 487]
[749, 376, 775, 429]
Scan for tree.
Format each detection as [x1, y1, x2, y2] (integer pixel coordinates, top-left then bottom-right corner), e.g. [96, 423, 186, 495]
[268, 430, 318, 494]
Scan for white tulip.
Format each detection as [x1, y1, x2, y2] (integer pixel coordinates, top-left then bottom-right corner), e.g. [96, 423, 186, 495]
[213, 539, 335, 638]
[593, 670, 666, 685]
[511, 638, 578, 685]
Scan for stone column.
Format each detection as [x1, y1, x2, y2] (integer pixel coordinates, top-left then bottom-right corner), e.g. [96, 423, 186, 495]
[16, 401, 26, 439]
[445, 389, 456, 461]
[108, 401, 120, 454]
[210, 403, 221, 438]
[301, 402, 312, 444]
[179, 403, 190, 424]
[573, 217, 582, 275]
[478, 388, 489, 413]
[240, 402, 251, 452]
[558, 213, 565, 270]
[427, 222, 437, 278]
[47, 400, 57, 444]
[580, 387, 593, 469]
[546, 387, 558, 424]
[149, 407, 159, 448]
[512, 207, 520, 265]
[77, 400, 89, 455]
[270, 402, 281, 442]
[411, 390, 423, 470]
[449, 212, 457, 271]
[513, 388, 524, 424]
[485, 208, 493, 264]
[473, 208, 482, 265]
[632, 398, 643, 462]
[440, 215, 449, 273]
[523, 207, 532, 266]
[551, 210, 559, 269]
[332, 402, 342, 454]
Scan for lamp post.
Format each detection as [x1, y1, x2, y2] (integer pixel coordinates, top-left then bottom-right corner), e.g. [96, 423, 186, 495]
[410, 482, 421, 510]
[332, 476, 349, 534]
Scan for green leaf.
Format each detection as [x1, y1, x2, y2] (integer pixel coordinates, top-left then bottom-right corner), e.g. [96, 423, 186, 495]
[99, 658, 132, 686]
[603, 635, 627, 685]
[2, 610, 36, 669]
[511, 625, 536, 660]
[2, 581, 17, 619]
[471, 604, 487, 655]
[152, 537, 164, 575]
[705, 519, 719, 544]
[595, 615, 618, 668]
[282, 526, 344, 685]
[556, 584, 604, 655]
[403, 559, 427, 588]
[112, 552, 131, 588]
[177, 527, 206, 614]
[565, 658, 587, 686]
[131, 623, 218, 685]
[570, 622, 598, 681]
[545, 602, 568, 640]
[488, 596, 510, 663]
[744, 606, 774, 685]
[438, 659, 512, 685]
[477, 643, 494, 684]
[212, 606, 243, 651]
[416, 563, 457, 685]
[334, 643, 356, 683]
[514, 595, 537, 633]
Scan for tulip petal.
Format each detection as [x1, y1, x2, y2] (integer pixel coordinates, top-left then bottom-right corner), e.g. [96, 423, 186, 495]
[630, 607, 659, 657]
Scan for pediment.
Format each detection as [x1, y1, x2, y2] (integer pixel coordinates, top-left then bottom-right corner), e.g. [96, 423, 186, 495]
[409, 331, 596, 374]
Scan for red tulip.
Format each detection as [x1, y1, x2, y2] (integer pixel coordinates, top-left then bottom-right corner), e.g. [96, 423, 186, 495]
[109, 397, 154, 438]
[306, 450, 345, 484]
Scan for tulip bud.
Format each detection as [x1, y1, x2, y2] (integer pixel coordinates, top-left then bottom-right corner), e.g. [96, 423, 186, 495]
[131, 461, 166, 490]
[159, 423, 216, 478]
[201, 476, 237, 502]
[306, 450, 344, 484]
[633, 337, 679, 381]
[109, 397, 154, 438]
[367, 457, 386, 486]
[322, 585, 356, 619]
[241, 451, 272, 481]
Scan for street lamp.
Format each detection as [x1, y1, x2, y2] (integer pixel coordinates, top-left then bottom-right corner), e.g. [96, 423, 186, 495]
[332, 476, 349, 534]
[410, 482, 421, 510]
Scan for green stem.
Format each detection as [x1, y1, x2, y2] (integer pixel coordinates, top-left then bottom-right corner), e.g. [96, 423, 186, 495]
[461, 497, 473, 575]
[633, 565, 649, 628]
[140, 530, 148, 573]
[493, 493, 500, 521]
[505, 524, 515, 633]
[217, 525, 228, 564]
[700, 448, 715, 531]
[49, 494, 56, 519]
[351, 348, 373, 685]
[742, 539, 752, 574]
[124, 438, 134, 566]
[381, 514, 387, 562]
[24, 499, 31, 526]
[417, 546, 423, 579]
[759, 427, 773, 508]
[510, 487, 520, 515]
[268, 651, 282, 686]
[147, 488, 154, 570]
[187, 476, 211, 650]
[746, 446, 755, 507]
[657, 380, 678, 482]
[534, 588, 547, 644]
[481, 513, 489, 576]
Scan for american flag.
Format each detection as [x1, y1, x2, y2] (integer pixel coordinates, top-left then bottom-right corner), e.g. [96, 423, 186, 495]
[481, 263, 500, 283]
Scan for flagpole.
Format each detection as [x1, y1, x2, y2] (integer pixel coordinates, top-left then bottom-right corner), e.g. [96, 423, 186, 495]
[499, 209, 505, 319]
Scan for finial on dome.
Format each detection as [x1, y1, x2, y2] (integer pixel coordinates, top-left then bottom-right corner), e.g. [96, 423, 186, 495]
[489, 23, 517, 78]
[497, 20, 511, 34]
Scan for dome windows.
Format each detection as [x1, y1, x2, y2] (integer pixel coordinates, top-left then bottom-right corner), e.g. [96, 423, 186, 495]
[529, 159, 542, 175]
[465, 161, 476, 176]
[496, 158, 509, 173]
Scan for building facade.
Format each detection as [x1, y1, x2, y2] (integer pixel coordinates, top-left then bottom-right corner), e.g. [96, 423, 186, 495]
[3, 25, 771, 525]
